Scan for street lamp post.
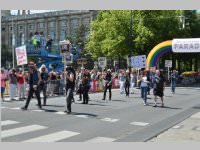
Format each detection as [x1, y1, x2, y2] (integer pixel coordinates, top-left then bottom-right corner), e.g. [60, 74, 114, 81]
[12, 16, 15, 68]
[128, 10, 133, 71]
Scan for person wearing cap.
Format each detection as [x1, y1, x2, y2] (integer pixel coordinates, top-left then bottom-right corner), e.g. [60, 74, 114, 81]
[21, 62, 42, 110]
[124, 69, 131, 97]
[102, 69, 112, 100]
[64, 63, 76, 114]
[17, 68, 26, 100]
[8, 68, 18, 101]
[39, 64, 49, 106]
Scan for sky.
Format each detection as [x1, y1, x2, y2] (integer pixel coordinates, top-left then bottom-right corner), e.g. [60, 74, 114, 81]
[11, 10, 58, 15]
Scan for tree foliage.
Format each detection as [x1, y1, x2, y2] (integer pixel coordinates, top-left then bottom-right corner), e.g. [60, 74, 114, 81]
[86, 10, 200, 61]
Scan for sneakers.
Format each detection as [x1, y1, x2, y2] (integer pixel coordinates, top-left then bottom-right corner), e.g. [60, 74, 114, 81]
[64, 110, 71, 114]
[153, 103, 157, 107]
[21, 107, 27, 110]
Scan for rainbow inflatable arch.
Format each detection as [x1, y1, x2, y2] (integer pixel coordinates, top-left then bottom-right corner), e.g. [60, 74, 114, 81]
[147, 40, 172, 68]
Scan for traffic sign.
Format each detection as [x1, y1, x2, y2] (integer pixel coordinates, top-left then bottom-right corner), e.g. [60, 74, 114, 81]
[165, 60, 172, 67]
[98, 57, 107, 68]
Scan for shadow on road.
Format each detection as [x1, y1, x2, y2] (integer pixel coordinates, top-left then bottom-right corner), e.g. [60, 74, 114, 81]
[44, 104, 64, 108]
[87, 103, 108, 107]
[43, 109, 59, 112]
[111, 99, 127, 102]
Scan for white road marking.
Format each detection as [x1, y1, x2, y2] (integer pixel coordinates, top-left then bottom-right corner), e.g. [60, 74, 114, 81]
[10, 107, 21, 110]
[101, 118, 119, 123]
[75, 115, 89, 118]
[23, 130, 80, 142]
[86, 137, 116, 142]
[130, 122, 149, 126]
[55, 111, 66, 115]
[1, 120, 20, 126]
[32, 110, 44, 112]
[1, 125, 47, 139]
[0, 106, 8, 109]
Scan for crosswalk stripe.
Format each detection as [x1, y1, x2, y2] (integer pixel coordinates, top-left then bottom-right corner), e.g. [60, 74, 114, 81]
[86, 137, 116, 142]
[101, 118, 119, 123]
[130, 122, 149, 126]
[75, 115, 89, 118]
[55, 111, 66, 115]
[1, 106, 8, 109]
[10, 107, 21, 110]
[1, 120, 20, 126]
[23, 130, 80, 142]
[1, 125, 47, 139]
[32, 110, 44, 112]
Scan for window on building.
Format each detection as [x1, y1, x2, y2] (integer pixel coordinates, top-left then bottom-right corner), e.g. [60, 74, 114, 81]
[2, 27, 5, 31]
[70, 18, 79, 29]
[82, 18, 90, 26]
[38, 22, 45, 29]
[60, 20, 67, 27]
[29, 24, 34, 30]
[60, 30, 66, 41]
[48, 21, 55, 28]
[10, 27, 13, 31]
[19, 26, 23, 30]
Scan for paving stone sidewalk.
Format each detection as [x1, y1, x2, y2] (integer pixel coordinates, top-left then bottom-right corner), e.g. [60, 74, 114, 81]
[149, 112, 200, 142]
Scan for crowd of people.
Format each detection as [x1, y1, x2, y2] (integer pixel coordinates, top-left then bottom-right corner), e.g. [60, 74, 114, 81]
[31, 32, 53, 51]
[1, 61, 179, 114]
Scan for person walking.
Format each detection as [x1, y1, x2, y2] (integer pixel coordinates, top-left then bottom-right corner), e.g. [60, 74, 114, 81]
[17, 68, 26, 100]
[64, 64, 76, 114]
[82, 70, 90, 104]
[21, 62, 42, 110]
[8, 68, 18, 101]
[102, 69, 112, 100]
[130, 71, 136, 94]
[1, 68, 7, 101]
[153, 70, 166, 107]
[118, 70, 126, 94]
[39, 64, 49, 106]
[124, 70, 131, 97]
[140, 70, 149, 106]
[171, 70, 177, 94]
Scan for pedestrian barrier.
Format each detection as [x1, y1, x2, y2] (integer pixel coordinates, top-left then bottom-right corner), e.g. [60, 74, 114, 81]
[3, 78, 120, 97]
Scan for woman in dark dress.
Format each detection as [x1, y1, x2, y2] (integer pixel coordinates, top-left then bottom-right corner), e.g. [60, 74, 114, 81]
[153, 70, 166, 107]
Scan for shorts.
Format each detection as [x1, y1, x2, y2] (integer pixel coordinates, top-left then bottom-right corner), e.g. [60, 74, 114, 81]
[1, 87, 5, 94]
[153, 88, 164, 97]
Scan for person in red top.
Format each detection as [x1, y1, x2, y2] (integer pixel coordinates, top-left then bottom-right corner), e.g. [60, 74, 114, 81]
[17, 69, 26, 100]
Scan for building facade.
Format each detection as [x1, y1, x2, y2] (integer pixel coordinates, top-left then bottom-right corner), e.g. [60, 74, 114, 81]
[1, 10, 98, 50]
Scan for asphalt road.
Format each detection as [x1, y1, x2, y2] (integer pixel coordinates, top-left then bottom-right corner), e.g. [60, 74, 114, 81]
[1, 86, 200, 142]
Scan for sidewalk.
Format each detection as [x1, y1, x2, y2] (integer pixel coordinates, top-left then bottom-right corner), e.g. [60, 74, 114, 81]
[149, 112, 200, 142]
